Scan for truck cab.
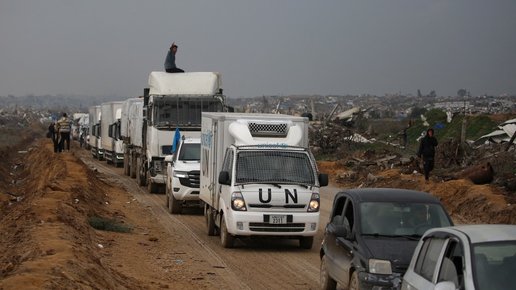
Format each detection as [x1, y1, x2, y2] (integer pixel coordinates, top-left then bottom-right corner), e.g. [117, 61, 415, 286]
[165, 137, 201, 213]
[200, 113, 328, 249]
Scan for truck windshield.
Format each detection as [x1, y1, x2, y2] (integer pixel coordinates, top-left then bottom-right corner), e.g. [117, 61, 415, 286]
[153, 97, 223, 128]
[235, 151, 316, 186]
[178, 143, 200, 161]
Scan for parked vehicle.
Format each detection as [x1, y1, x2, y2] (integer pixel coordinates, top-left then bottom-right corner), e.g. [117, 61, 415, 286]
[101, 101, 124, 167]
[320, 188, 453, 290]
[402, 224, 516, 290]
[125, 72, 225, 193]
[88, 105, 104, 160]
[120, 98, 143, 177]
[164, 137, 201, 214]
[200, 112, 328, 249]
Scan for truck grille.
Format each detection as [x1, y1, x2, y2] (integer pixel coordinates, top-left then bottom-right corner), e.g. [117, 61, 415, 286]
[249, 223, 305, 232]
[248, 122, 288, 137]
[179, 170, 200, 188]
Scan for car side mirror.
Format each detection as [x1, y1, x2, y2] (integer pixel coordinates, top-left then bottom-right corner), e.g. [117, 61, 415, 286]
[434, 281, 455, 290]
[218, 171, 231, 185]
[319, 173, 329, 187]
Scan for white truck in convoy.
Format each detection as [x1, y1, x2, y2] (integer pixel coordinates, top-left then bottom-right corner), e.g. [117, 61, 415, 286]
[164, 137, 201, 213]
[120, 98, 143, 178]
[126, 72, 225, 193]
[200, 112, 328, 249]
[88, 105, 104, 160]
[101, 101, 124, 167]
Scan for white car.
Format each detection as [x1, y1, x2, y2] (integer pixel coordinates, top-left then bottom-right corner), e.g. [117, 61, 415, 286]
[402, 224, 516, 290]
[165, 138, 201, 214]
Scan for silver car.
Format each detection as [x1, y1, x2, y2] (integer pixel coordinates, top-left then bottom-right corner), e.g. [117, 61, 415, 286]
[402, 225, 516, 290]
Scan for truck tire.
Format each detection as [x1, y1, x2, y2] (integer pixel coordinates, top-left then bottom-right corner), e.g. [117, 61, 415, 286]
[123, 156, 129, 174]
[205, 206, 217, 236]
[320, 255, 337, 290]
[220, 215, 235, 248]
[136, 157, 146, 186]
[349, 271, 360, 290]
[299, 236, 314, 249]
[169, 192, 182, 214]
[130, 154, 136, 178]
[148, 181, 159, 194]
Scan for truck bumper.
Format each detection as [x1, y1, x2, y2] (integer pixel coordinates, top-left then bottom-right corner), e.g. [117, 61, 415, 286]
[150, 173, 166, 184]
[171, 177, 200, 201]
[225, 211, 319, 237]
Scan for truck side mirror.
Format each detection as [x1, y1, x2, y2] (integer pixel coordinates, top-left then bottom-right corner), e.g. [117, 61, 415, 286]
[218, 171, 230, 185]
[319, 173, 329, 187]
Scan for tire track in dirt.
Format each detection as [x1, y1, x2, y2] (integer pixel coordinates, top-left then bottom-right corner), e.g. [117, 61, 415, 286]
[81, 156, 249, 290]
[80, 152, 343, 289]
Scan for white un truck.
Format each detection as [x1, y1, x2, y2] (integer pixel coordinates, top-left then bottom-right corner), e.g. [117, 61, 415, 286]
[127, 72, 225, 193]
[101, 101, 124, 167]
[200, 112, 328, 249]
[88, 105, 104, 160]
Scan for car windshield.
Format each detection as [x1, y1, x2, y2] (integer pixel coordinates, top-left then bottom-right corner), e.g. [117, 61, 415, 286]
[473, 241, 516, 290]
[178, 143, 200, 161]
[359, 202, 451, 236]
[153, 97, 222, 127]
[235, 150, 316, 186]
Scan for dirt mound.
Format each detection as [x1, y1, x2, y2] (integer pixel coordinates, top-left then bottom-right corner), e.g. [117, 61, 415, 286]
[1, 140, 224, 289]
[320, 161, 515, 225]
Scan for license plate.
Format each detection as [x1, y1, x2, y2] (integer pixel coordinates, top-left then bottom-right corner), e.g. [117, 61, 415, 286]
[269, 215, 287, 224]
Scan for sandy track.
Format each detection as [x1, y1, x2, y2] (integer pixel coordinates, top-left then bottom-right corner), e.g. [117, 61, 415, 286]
[80, 151, 341, 290]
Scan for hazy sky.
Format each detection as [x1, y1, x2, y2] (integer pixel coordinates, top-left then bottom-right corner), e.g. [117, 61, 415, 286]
[1, 0, 515, 99]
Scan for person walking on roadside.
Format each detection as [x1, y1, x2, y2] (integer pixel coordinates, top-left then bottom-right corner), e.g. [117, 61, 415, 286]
[56, 113, 72, 152]
[164, 42, 185, 73]
[48, 122, 59, 153]
[417, 128, 438, 181]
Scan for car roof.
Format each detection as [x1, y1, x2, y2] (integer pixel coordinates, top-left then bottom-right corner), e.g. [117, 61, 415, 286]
[429, 225, 516, 244]
[336, 188, 441, 204]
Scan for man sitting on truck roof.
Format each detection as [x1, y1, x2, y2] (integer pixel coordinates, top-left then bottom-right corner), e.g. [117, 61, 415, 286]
[164, 42, 184, 73]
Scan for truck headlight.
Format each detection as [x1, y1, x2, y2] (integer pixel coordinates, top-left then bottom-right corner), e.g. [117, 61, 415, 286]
[307, 193, 320, 212]
[369, 259, 392, 275]
[231, 191, 247, 211]
[173, 171, 188, 178]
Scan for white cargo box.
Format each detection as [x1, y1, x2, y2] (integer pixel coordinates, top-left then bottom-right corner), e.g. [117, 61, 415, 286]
[148, 72, 221, 96]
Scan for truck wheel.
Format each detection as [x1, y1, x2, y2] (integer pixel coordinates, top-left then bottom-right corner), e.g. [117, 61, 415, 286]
[299, 236, 314, 249]
[320, 255, 337, 290]
[205, 206, 216, 236]
[169, 192, 182, 214]
[220, 215, 235, 248]
[130, 154, 136, 178]
[122, 154, 131, 176]
[136, 157, 146, 186]
[148, 181, 158, 194]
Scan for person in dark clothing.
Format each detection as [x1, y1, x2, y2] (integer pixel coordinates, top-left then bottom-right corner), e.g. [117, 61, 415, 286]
[48, 122, 59, 153]
[164, 42, 184, 73]
[417, 128, 438, 181]
[56, 113, 72, 152]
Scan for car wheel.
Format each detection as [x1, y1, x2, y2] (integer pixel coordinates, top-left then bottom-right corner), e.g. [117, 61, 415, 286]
[349, 271, 360, 290]
[299, 236, 314, 249]
[205, 206, 216, 236]
[220, 215, 234, 248]
[320, 255, 337, 290]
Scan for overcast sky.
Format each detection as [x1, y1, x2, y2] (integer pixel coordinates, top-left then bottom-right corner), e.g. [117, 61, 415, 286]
[1, 0, 515, 99]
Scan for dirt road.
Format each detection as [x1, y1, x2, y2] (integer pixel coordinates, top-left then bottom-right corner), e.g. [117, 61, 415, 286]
[78, 150, 342, 290]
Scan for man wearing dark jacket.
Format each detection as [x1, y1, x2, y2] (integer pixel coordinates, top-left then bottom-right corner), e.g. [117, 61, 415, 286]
[164, 42, 184, 73]
[417, 128, 438, 181]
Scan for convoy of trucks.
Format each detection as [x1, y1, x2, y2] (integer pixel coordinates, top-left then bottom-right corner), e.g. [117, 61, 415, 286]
[199, 112, 328, 249]
[85, 71, 327, 250]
